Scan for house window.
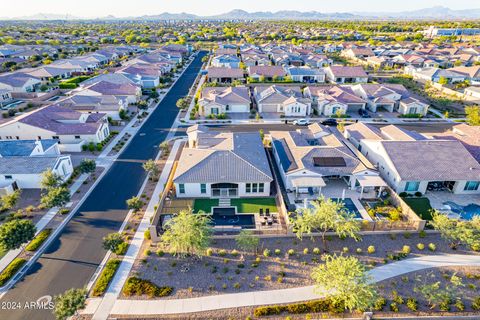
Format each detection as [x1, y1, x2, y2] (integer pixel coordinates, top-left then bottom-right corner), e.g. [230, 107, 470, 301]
[75, 136, 81, 139]
[252, 183, 258, 193]
[259, 183, 264, 193]
[52, 136, 59, 140]
[200, 183, 207, 194]
[405, 181, 420, 192]
[178, 184, 185, 194]
[226, 105, 230, 111]
[246, 183, 251, 193]
[4, 175, 12, 180]
[37, 136, 42, 140]
[464, 181, 480, 191]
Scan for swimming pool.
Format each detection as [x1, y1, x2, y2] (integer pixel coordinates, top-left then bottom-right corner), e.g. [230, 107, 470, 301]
[443, 201, 480, 220]
[211, 207, 255, 228]
[330, 198, 363, 219]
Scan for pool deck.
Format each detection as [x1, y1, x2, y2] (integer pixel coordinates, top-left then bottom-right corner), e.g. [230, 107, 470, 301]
[426, 191, 480, 211]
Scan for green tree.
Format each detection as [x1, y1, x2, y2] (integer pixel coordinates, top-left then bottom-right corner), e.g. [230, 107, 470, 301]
[430, 212, 480, 249]
[0, 219, 36, 250]
[53, 288, 87, 320]
[79, 159, 96, 175]
[0, 189, 21, 211]
[465, 106, 480, 126]
[310, 254, 377, 312]
[438, 76, 449, 85]
[142, 159, 160, 180]
[41, 187, 71, 209]
[40, 169, 62, 190]
[414, 271, 464, 309]
[102, 233, 124, 253]
[235, 229, 260, 253]
[126, 196, 144, 212]
[176, 98, 189, 109]
[161, 209, 212, 257]
[291, 196, 361, 251]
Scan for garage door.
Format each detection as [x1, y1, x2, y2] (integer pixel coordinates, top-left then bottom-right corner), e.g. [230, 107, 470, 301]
[261, 104, 278, 112]
[347, 104, 364, 112]
[230, 104, 249, 112]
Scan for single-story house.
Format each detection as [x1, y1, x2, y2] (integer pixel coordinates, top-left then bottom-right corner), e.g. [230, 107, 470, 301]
[207, 67, 245, 83]
[247, 66, 286, 82]
[286, 67, 325, 83]
[199, 86, 251, 116]
[0, 72, 41, 92]
[173, 125, 273, 198]
[254, 85, 311, 117]
[304, 85, 366, 116]
[0, 89, 13, 107]
[464, 86, 480, 100]
[211, 54, 241, 68]
[325, 66, 368, 84]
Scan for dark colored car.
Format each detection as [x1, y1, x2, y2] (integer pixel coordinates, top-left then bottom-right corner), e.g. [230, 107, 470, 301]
[358, 109, 371, 118]
[321, 118, 338, 126]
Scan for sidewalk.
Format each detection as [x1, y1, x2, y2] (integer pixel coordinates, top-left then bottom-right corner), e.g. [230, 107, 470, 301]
[91, 139, 184, 320]
[82, 254, 480, 316]
[0, 173, 89, 273]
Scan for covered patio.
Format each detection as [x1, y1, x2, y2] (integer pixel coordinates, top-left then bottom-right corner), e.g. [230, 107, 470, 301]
[354, 175, 388, 199]
[290, 176, 326, 199]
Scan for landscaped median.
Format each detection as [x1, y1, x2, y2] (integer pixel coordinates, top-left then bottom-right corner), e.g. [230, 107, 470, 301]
[25, 228, 52, 252]
[0, 258, 26, 287]
[122, 276, 173, 298]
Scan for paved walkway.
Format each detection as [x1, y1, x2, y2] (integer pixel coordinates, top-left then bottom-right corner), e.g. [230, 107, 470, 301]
[91, 139, 184, 320]
[82, 254, 480, 316]
[0, 173, 89, 274]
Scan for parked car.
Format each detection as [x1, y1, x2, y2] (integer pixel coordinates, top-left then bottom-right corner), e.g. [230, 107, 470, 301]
[358, 109, 371, 118]
[293, 119, 311, 126]
[321, 118, 338, 126]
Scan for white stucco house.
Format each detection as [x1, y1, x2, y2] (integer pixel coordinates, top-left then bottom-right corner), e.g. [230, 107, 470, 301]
[198, 86, 250, 116]
[173, 125, 273, 199]
[304, 85, 366, 116]
[254, 85, 311, 117]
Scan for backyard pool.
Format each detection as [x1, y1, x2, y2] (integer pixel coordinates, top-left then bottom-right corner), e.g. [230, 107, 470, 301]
[443, 201, 480, 220]
[211, 207, 255, 229]
[330, 198, 363, 219]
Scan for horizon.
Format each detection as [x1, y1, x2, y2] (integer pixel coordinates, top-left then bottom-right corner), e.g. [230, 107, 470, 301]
[1, 1, 479, 19]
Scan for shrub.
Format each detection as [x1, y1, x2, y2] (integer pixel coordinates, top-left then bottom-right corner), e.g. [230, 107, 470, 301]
[25, 228, 52, 251]
[206, 248, 213, 256]
[263, 248, 271, 257]
[366, 245, 375, 254]
[0, 258, 26, 286]
[439, 299, 450, 311]
[253, 299, 343, 317]
[392, 291, 404, 304]
[92, 259, 121, 296]
[406, 298, 418, 311]
[417, 243, 425, 250]
[342, 247, 349, 253]
[389, 302, 399, 312]
[274, 249, 281, 255]
[455, 298, 465, 311]
[122, 277, 173, 298]
[287, 249, 295, 256]
[374, 297, 387, 311]
[471, 242, 480, 252]
[399, 192, 407, 197]
[218, 249, 227, 257]
[414, 192, 422, 197]
[156, 249, 164, 257]
[312, 247, 320, 255]
[428, 243, 436, 251]
[402, 245, 411, 254]
[115, 242, 128, 255]
[303, 248, 309, 255]
[472, 297, 480, 310]
[144, 249, 151, 256]
[231, 249, 239, 257]
[419, 230, 427, 238]
[144, 229, 151, 240]
[356, 248, 362, 254]
[58, 208, 70, 215]
[403, 232, 411, 239]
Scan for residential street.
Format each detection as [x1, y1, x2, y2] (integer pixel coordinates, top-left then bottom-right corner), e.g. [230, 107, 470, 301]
[0, 51, 207, 320]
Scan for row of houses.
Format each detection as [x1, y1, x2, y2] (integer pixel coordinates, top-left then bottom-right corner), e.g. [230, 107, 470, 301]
[198, 83, 429, 117]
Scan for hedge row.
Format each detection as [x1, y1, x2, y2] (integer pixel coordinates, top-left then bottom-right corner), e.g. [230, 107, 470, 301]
[59, 82, 78, 89]
[0, 258, 26, 286]
[253, 299, 345, 317]
[92, 259, 121, 296]
[122, 277, 173, 298]
[25, 228, 52, 251]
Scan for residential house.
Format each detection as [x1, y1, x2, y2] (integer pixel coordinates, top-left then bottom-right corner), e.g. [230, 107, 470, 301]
[56, 94, 128, 120]
[211, 54, 241, 68]
[199, 87, 251, 116]
[73, 81, 141, 104]
[173, 125, 273, 199]
[254, 85, 311, 116]
[206, 67, 245, 84]
[0, 139, 73, 189]
[0, 105, 110, 152]
[247, 66, 286, 82]
[0, 89, 13, 107]
[433, 124, 480, 163]
[405, 66, 466, 84]
[344, 124, 480, 195]
[286, 67, 325, 83]
[0, 72, 41, 92]
[464, 86, 480, 100]
[341, 47, 375, 59]
[117, 63, 162, 88]
[325, 66, 368, 84]
[304, 85, 366, 116]
[449, 66, 480, 85]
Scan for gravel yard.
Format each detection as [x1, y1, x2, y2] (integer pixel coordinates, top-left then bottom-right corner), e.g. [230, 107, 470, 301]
[128, 232, 479, 300]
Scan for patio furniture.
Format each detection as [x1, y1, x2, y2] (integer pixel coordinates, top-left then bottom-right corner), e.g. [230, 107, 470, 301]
[267, 217, 273, 225]
[261, 220, 266, 226]
[259, 208, 264, 216]
[266, 208, 270, 216]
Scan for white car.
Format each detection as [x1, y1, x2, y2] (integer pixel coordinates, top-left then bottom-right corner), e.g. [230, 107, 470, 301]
[293, 119, 311, 126]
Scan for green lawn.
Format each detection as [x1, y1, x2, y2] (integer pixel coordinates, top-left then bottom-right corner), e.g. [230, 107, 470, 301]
[403, 197, 434, 220]
[230, 198, 277, 213]
[193, 198, 278, 214]
[193, 199, 219, 213]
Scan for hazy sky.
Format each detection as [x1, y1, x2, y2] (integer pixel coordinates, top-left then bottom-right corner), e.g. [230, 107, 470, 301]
[3, 0, 478, 18]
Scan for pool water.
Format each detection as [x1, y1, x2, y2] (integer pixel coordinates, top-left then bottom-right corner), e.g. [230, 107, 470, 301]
[443, 201, 480, 220]
[211, 207, 255, 228]
[330, 198, 363, 219]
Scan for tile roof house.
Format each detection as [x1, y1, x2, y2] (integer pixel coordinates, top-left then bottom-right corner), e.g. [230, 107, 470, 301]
[247, 66, 286, 81]
[432, 124, 480, 163]
[56, 94, 127, 120]
[449, 66, 480, 84]
[344, 124, 480, 195]
[286, 66, 325, 83]
[304, 85, 366, 116]
[0, 139, 73, 189]
[211, 54, 241, 68]
[254, 85, 311, 117]
[173, 125, 273, 199]
[199, 87, 251, 116]
[0, 72, 41, 92]
[206, 67, 245, 84]
[117, 63, 162, 88]
[74, 80, 141, 104]
[325, 66, 368, 84]
[0, 105, 110, 152]
[271, 123, 383, 199]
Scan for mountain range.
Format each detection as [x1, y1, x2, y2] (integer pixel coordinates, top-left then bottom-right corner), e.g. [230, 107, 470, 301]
[2, 6, 480, 21]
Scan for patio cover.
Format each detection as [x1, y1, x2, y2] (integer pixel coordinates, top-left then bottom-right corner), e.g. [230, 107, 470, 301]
[291, 176, 326, 188]
[356, 175, 388, 187]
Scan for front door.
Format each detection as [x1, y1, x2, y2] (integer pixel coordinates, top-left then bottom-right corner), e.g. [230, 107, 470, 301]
[220, 189, 228, 197]
[211, 107, 219, 115]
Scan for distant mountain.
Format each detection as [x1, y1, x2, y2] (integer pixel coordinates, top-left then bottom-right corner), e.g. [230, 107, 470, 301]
[3, 7, 480, 21]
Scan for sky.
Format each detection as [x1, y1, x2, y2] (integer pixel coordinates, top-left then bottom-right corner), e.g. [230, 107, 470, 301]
[2, 0, 479, 18]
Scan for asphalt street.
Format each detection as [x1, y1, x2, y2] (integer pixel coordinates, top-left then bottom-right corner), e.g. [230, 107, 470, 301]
[0, 51, 207, 320]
